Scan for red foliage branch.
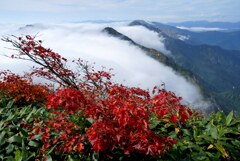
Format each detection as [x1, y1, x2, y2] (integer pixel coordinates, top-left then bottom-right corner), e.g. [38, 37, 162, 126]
[2, 35, 114, 93]
[2, 35, 78, 89]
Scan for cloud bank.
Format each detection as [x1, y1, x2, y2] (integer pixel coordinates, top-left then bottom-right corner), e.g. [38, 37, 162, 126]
[115, 25, 171, 55]
[0, 22, 208, 109]
[176, 26, 226, 32]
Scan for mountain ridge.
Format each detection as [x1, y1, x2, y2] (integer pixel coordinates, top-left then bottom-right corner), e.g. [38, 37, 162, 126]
[102, 26, 218, 113]
[127, 20, 240, 113]
[142, 21, 240, 51]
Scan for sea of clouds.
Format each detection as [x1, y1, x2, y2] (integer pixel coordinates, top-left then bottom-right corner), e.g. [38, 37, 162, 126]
[0, 22, 209, 109]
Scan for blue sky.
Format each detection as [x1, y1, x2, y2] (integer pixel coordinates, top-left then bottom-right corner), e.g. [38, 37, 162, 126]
[0, 0, 239, 23]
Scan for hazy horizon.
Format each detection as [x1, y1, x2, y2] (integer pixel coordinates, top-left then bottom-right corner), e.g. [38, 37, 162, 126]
[0, 0, 239, 24]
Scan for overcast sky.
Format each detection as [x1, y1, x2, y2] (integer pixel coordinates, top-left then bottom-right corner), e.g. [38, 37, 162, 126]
[0, 0, 239, 23]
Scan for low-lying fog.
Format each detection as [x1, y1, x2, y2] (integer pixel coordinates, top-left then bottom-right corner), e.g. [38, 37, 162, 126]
[0, 22, 209, 109]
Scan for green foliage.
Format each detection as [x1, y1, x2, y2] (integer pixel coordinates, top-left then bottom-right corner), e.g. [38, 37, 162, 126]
[0, 101, 46, 160]
[158, 111, 240, 161]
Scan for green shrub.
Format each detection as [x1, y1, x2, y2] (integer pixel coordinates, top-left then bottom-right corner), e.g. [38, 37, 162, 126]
[158, 111, 240, 161]
[0, 101, 47, 160]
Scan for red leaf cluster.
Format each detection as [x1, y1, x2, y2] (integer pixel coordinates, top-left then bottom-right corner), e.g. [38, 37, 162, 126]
[46, 88, 86, 112]
[150, 89, 192, 124]
[40, 85, 180, 157]
[0, 71, 50, 105]
[31, 111, 85, 154]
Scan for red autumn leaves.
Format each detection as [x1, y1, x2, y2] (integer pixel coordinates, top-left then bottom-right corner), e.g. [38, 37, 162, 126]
[150, 90, 192, 124]
[46, 88, 86, 111]
[0, 71, 50, 105]
[38, 85, 191, 156]
[1, 35, 193, 159]
[85, 85, 174, 155]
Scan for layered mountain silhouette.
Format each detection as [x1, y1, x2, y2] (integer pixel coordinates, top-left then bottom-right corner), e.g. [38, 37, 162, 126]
[104, 20, 240, 114]
[131, 20, 240, 51]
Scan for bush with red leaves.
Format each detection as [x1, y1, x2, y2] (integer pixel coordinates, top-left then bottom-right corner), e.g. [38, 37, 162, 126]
[0, 71, 50, 105]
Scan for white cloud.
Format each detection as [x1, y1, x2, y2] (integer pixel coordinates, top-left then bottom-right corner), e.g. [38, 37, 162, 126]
[0, 22, 208, 109]
[177, 35, 190, 41]
[115, 25, 171, 55]
[176, 26, 226, 32]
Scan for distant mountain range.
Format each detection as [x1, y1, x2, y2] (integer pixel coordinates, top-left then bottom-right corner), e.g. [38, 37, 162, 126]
[149, 21, 240, 51]
[103, 20, 240, 114]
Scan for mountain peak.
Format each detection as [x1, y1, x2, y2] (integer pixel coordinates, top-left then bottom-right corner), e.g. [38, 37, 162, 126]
[129, 20, 152, 27]
[102, 27, 135, 44]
